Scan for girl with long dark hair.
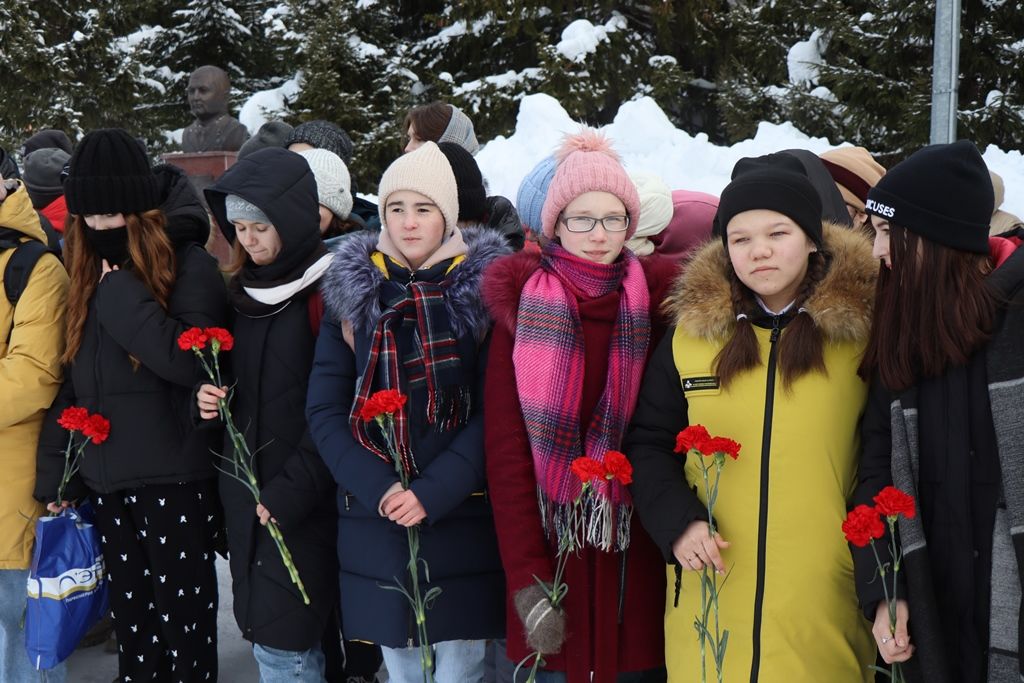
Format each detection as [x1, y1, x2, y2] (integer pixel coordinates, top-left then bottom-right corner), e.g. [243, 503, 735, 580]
[853, 140, 1024, 683]
[35, 128, 227, 683]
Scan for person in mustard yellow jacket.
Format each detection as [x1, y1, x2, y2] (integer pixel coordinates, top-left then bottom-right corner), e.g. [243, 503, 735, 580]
[625, 156, 878, 682]
[0, 176, 69, 681]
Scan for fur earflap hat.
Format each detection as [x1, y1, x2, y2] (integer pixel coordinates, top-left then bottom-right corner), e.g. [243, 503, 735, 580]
[540, 129, 640, 240]
[376, 141, 459, 237]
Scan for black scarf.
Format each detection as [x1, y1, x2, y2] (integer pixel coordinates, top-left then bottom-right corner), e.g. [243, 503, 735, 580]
[228, 242, 329, 316]
[84, 226, 129, 265]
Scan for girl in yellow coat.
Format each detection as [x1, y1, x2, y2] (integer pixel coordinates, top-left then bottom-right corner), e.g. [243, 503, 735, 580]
[625, 156, 877, 682]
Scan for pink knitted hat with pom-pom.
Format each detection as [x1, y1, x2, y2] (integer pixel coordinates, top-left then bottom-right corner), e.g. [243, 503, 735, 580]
[540, 129, 641, 239]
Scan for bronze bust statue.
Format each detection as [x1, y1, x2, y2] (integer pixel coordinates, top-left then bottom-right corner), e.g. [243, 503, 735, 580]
[181, 66, 250, 153]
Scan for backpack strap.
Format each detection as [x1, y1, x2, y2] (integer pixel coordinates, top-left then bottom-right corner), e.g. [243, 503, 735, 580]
[3, 231, 55, 347]
[5, 240, 51, 305]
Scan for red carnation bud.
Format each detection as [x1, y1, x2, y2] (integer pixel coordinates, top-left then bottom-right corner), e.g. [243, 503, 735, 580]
[842, 504, 885, 548]
[58, 406, 90, 432]
[177, 327, 208, 351]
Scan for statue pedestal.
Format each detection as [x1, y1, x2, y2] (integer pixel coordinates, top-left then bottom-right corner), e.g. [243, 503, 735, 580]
[161, 151, 238, 266]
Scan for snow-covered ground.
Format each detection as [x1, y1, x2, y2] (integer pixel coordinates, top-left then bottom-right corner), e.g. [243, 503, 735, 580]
[471, 93, 1024, 219]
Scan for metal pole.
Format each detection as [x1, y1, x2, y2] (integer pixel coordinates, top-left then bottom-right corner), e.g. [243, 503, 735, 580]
[930, 0, 961, 144]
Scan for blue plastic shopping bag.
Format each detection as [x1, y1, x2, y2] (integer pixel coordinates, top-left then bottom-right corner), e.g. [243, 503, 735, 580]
[25, 502, 108, 670]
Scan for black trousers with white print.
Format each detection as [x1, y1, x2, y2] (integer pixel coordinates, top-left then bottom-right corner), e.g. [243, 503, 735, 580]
[94, 479, 221, 683]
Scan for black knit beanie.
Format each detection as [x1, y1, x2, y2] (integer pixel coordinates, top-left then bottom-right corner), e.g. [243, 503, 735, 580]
[437, 142, 487, 222]
[64, 129, 159, 215]
[21, 129, 74, 158]
[865, 140, 993, 254]
[715, 153, 823, 249]
[285, 120, 354, 166]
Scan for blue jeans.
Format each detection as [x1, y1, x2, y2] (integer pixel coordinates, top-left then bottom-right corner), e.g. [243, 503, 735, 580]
[252, 643, 326, 683]
[382, 639, 486, 683]
[0, 569, 66, 682]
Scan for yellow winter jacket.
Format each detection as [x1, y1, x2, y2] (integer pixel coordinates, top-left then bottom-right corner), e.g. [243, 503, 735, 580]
[0, 184, 68, 569]
[662, 224, 877, 682]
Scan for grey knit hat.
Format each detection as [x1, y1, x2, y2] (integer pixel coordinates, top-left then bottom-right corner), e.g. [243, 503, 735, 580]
[23, 147, 71, 196]
[297, 148, 353, 219]
[438, 105, 479, 155]
[225, 194, 271, 225]
[285, 120, 354, 166]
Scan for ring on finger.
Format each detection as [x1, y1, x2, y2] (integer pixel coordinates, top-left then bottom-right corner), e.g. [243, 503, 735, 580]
[881, 636, 890, 645]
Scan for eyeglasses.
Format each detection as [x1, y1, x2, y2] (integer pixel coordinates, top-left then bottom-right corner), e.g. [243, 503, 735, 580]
[560, 214, 630, 233]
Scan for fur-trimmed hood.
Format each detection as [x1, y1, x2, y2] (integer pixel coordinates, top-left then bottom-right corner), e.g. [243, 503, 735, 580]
[665, 222, 878, 343]
[482, 249, 679, 335]
[322, 225, 510, 340]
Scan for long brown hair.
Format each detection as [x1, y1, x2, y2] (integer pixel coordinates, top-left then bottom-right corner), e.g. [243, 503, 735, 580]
[715, 251, 830, 389]
[403, 101, 452, 145]
[858, 224, 997, 391]
[63, 211, 177, 364]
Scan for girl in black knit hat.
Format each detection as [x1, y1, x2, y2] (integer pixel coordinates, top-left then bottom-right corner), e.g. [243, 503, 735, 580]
[626, 154, 879, 682]
[854, 140, 1024, 683]
[34, 128, 228, 683]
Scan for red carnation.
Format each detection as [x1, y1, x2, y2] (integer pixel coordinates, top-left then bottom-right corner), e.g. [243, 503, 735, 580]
[204, 327, 234, 352]
[842, 504, 885, 548]
[177, 327, 208, 351]
[873, 486, 916, 520]
[704, 436, 741, 461]
[675, 425, 711, 454]
[359, 389, 408, 422]
[81, 413, 111, 445]
[58, 406, 90, 432]
[603, 450, 633, 485]
[570, 457, 604, 484]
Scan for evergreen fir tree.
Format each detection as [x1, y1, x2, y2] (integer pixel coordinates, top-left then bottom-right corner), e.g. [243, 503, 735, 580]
[287, 0, 414, 192]
[0, 1, 157, 153]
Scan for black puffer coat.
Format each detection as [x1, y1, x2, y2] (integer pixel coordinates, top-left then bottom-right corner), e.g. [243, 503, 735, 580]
[35, 185, 227, 498]
[205, 147, 339, 651]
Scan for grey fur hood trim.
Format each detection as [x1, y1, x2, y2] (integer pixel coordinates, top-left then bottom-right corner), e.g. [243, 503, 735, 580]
[321, 225, 511, 341]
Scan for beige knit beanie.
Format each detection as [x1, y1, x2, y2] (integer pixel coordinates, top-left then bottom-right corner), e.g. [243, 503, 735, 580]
[625, 171, 673, 256]
[819, 146, 886, 212]
[376, 141, 459, 236]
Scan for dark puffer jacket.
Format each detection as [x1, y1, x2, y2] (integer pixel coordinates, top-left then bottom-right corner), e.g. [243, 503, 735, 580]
[35, 190, 227, 499]
[306, 227, 509, 648]
[204, 148, 339, 651]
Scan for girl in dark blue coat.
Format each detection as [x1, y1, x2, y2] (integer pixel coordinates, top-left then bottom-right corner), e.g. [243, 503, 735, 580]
[306, 142, 508, 683]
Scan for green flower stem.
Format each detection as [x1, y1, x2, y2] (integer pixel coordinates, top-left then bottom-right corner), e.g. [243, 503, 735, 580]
[195, 345, 310, 605]
[376, 414, 435, 683]
[694, 455, 729, 683]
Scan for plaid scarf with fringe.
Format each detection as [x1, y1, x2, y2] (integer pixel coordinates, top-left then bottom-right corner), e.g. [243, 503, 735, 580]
[513, 243, 650, 552]
[350, 262, 470, 476]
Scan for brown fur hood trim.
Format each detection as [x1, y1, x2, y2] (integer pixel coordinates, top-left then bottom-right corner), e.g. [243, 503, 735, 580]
[664, 222, 878, 343]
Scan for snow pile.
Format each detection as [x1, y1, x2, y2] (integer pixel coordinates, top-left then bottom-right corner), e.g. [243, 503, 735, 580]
[788, 30, 827, 87]
[238, 78, 302, 132]
[475, 93, 1024, 219]
[555, 15, 626, 62]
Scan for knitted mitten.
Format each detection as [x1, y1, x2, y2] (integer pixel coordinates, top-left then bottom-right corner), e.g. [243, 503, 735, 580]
[513, 584, 567, 655]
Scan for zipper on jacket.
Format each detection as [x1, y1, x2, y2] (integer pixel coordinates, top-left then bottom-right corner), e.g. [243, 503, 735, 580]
[749, 316, 780, 683]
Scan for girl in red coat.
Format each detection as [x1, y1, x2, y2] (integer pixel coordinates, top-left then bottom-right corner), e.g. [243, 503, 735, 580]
[482, 130, 673, 683]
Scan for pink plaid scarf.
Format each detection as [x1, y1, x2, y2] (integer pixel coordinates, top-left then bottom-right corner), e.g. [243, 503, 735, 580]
[513, 243, 650, 551]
